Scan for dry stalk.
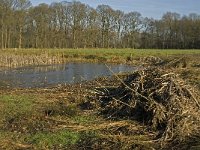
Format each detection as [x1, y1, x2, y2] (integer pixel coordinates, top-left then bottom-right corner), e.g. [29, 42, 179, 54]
[93, 66, 200, 146]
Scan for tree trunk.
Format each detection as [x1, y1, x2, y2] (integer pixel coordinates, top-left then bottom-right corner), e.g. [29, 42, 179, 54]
[19, 26, 22, 49]
[1, 18, 4, 49]
[1, 30, 3, 49]
[8, 28, 10, 48]
[73, 28, 76, 48]
[4, 27, 7, 49]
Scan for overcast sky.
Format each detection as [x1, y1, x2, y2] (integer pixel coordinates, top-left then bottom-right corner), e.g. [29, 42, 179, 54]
[31, 0, 200, 19]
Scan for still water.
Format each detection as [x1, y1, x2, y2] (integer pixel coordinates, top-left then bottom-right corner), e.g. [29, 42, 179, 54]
[0, 63, 136, 88]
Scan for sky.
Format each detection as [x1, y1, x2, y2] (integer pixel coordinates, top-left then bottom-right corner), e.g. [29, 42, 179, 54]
[31, 0, 200, 19]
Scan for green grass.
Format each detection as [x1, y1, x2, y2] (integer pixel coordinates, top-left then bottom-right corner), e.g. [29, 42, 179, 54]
[26, 130, 99, 149]
[0, 129, 98, 149]
[0, 93, 100, 149]
[73, 115, 98, 125]
[27, 130, 80, 149]
[0, 92, 102, 149]
[0, 94, 36, 148]
[0, 94, 35, 124]
[1, 48, 200, 57]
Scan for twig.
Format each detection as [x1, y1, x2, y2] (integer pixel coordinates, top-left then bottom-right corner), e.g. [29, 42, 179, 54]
[105, 64, 151, 102]
[185, 88, 200, 109]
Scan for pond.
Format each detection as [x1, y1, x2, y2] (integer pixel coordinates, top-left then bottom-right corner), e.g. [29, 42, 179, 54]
[0, 63, 137, 88]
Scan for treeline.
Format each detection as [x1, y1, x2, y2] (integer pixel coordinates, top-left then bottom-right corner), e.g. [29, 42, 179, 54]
[1, 0, 200, 49]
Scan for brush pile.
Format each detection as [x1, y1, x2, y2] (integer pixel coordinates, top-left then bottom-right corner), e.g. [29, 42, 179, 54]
[94, 68, 200, 143]
[165, 57, 187, 68]
[140, 56, 164, 65]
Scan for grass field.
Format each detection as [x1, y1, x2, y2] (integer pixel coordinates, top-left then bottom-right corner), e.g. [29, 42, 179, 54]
[1, 48, 200, 58]
[0, 48, 200, 67]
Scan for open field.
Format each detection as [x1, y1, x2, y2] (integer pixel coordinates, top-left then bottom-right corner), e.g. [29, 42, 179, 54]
[0, 49, 199, 149]
[0, 48, 200, 67]
[2, 48, 200, 55]
[1, 49, 200, 58]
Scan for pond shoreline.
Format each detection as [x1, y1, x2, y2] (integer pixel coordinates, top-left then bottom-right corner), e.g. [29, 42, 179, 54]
[0, 65, 199, 149]
[0, 49, 199, 69]
[0, 62, 137, 89]
[0, 50, 199, 149]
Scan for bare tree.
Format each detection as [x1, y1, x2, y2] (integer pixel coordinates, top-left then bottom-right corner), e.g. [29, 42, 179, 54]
[13, 0, 31, 48]
[0, 0, 200, 49]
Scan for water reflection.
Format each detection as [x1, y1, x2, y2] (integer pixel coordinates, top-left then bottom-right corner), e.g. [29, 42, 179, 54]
[0, 63, 136, 88]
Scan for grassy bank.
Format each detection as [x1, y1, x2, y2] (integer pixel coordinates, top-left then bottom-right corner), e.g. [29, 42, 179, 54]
[0, 85, 100, 149]
[1, 48, 199, 88]
[2, 48, 200, 56]
[0, 48, 200, 67]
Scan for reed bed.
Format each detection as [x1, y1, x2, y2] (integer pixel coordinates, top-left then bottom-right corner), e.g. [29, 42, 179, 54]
[0, 48, 200, 68]
[0, 53, 65, 68]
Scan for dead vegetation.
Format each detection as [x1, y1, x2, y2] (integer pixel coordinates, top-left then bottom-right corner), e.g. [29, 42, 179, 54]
[140, 56, 165, 66]
[0, 53, 65, 68]
[93, 67, 200, 148]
